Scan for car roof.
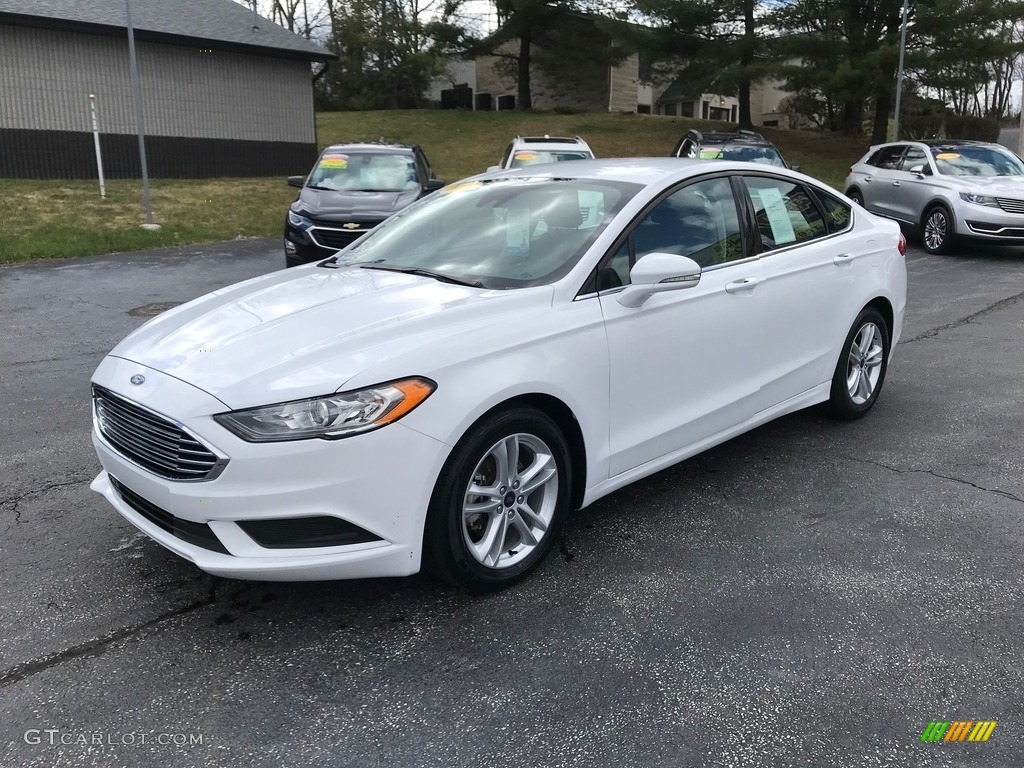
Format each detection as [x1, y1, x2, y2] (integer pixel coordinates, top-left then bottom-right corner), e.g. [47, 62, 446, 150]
[687, 129, 775, 147]
[511, 135, 591, 151]
[485, 157, 803, 185]
[322, 142, 418, 154]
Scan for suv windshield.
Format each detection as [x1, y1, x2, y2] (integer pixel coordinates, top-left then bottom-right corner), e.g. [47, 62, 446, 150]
[510, 150, 592, 168]
[930, 145, 1024, 177]
[308, 152, 419, 192]
[334, 178, 640, 289]
[702, 146, 786, 167]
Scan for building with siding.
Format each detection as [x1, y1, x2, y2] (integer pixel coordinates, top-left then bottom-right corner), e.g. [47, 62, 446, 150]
[0, 0, 334, 179]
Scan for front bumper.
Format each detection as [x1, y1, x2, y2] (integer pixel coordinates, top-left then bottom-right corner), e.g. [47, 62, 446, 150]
[90, 357, 450, 581]
[957, 205, 1024, 241]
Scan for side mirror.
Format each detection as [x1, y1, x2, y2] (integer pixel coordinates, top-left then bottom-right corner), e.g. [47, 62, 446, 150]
[486, 165, 501, 173]
[790, 164, 802, 173]
[287, 175, 305, 188]
[424, 178, 446, 193]
[617, 253, 702, 308]
[907, 164, 926, 178]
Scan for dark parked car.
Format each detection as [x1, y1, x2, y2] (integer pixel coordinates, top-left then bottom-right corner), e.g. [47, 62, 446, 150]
[671, 129, 793, 169]
[283, 142, 445, 267]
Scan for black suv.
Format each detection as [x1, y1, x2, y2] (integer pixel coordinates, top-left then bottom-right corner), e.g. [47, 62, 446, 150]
[283, 142, 445, 267]
[670, 129, 793, 169]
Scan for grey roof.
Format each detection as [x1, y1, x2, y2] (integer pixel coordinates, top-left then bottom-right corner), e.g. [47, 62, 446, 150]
[0, 0, 333, 60]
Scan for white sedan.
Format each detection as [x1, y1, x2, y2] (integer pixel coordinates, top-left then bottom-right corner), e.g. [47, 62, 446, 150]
[90, 159, 907, 591]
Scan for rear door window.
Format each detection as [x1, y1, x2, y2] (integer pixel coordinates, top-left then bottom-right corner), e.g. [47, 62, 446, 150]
[742, 176, 828, 250]
[867, 146, 906, 170]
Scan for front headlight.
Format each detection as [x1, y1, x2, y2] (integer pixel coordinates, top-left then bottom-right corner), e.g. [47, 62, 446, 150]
[214, 378, 435, 442]
[959, 192, 1000, 207]
[288, 209, 313, 228]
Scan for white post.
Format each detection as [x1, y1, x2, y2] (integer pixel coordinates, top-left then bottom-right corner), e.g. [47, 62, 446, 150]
[89, 93, 106, 199]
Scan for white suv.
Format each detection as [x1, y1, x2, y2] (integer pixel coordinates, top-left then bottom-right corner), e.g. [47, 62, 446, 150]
[487, 135, 594, 172]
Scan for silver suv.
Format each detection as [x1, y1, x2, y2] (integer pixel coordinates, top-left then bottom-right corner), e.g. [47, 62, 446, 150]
[844, 140, 1024, 254]
[487, 135, 594, 172]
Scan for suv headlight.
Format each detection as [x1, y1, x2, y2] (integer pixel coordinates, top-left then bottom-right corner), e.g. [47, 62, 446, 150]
[288, 210, 313, 228]
[214, 378, 435, 442]
[959, 192, 1000, 207]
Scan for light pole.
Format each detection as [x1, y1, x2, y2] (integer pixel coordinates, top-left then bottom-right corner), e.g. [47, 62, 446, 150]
[124, 0, 158, 228]
[892, 0, 910, 141]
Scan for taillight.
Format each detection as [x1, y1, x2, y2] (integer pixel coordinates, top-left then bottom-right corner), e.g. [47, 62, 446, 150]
[897, 233, 907, 255]
[847, 167, 853, 176]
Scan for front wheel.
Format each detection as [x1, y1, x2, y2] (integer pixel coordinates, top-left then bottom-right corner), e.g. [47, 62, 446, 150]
[826, 308, 890, 420]
[922, 204, 955, 254]
[423, 407, 571, 591]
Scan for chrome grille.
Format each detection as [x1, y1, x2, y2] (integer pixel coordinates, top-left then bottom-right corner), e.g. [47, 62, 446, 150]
[93, 385, 226, 481]
[996, 197, 1024, 214]
[310, 226, 368, 250]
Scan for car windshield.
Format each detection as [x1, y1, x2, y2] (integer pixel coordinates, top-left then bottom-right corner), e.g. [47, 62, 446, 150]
[510, 150, 592, 168]
[307, 151, 419, 192]
[333, 178, 640, 289]
[931, 145, 1024, 177]
[704, 146, 787, 167]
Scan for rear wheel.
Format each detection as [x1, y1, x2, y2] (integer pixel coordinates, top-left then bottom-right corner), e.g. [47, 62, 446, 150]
[922, 204, 955, 254]
[826, 308, 890, 420]
[423, 407, 571, 591]
[847, 189, 865, 207]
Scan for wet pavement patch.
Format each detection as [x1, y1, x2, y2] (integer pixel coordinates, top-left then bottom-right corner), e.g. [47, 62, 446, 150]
[128, 301, 183, 317]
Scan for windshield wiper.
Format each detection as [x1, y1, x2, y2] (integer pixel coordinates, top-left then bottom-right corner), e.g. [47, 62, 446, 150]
[360, 264, 484, 287]
[307, 183, 334, 191]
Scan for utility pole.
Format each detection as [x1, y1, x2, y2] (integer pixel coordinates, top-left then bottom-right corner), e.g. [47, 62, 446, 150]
[124, 0, 158, 228]
[892, 0, 910, 142]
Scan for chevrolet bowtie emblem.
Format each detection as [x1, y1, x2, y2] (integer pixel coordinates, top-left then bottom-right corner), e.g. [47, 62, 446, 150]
[342, 222, 360, 230]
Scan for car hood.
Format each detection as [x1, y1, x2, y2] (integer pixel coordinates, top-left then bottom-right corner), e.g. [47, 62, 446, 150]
[108, 266, 553, 409]
[942, 176, 1024, 194]
[296, 187, 419, 218]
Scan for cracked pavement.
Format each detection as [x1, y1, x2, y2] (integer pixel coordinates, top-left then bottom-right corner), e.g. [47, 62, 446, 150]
[1, 238, 1024, 767]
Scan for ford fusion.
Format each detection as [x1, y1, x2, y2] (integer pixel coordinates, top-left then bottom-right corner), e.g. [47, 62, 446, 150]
[91, 159, 907, 591]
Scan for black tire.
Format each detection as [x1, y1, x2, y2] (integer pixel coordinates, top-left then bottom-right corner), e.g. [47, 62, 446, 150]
[423, 407, 572, 592]
[847, 189, 865, 207]
[921, 204, 955, 254]
[826, 307, 891, 420]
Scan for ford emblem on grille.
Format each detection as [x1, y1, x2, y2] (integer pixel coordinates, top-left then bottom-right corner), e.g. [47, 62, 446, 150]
[130, 374, 145, 385]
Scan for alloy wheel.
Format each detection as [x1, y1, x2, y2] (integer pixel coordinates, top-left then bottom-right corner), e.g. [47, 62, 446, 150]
[924, 209, 948, 252]
[461, 433, 558, 569]
[846, 322, 884, 405]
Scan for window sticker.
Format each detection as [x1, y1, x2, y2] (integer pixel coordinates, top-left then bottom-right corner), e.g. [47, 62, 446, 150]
[699, 150, 723, 159]
[578, 190, 604, 228]
[936, 152, 960, 160]
[439, 181, 482, 195]
[505, 207, 531, 258]
[319, 154, 348, 169]
[514, 151, 538, 160]
[756, 186, 797, 244]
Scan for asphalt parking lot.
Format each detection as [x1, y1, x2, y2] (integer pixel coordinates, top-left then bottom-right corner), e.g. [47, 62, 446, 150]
[2, 237, 1023, 768]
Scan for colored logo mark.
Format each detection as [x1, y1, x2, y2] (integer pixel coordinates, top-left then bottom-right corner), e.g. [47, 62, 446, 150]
[921, 720, 997, 742]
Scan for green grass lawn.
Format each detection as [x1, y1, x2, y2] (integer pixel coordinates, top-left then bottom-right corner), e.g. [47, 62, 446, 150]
[0, 111, 870, 264]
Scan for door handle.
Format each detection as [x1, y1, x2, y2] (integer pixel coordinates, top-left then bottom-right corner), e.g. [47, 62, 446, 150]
[725, 276, 763, 293]
[863, 175, 872, 182]
[892, 180, 901, 187]
[833, 253, 855, 266]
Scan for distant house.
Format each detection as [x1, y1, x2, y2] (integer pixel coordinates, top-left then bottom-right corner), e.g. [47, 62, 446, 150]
[444, 13, 791, 127]
[0, 0, 334, 179]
